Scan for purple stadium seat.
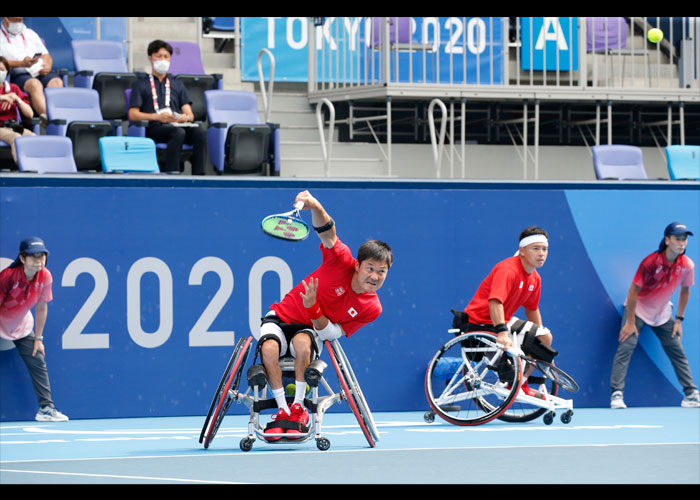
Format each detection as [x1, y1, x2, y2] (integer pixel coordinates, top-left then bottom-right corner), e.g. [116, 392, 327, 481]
[592, 144, 647, 180]
[587, 17, 628, 52]
[15, 136, 78, 173]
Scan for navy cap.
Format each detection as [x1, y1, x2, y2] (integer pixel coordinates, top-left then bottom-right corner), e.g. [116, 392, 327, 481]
[19, 236, 49, 255]
[664, 222, 694, 237]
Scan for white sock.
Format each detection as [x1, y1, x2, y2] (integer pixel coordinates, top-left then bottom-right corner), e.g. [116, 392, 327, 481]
[293, 380, 307, 407]
[272, 387, 290, 415]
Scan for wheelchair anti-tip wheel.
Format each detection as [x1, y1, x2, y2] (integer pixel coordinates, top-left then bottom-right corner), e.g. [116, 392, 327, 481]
[425, 332, 522, 426]
[326, 339, 380, 447]
[200, 336, 254, 449]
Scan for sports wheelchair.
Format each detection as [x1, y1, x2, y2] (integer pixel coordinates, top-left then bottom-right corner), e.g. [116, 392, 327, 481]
[199, 336, 379, 451]
[424, 313, 579, 426]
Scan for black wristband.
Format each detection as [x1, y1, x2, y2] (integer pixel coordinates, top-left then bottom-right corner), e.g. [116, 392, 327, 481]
[313, 218, 334, 234]
[494, 323, 509, 333]
[675, 316, 684, 322]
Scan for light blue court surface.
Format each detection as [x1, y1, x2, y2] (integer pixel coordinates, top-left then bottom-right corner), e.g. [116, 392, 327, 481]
[1, 408, 698, 484]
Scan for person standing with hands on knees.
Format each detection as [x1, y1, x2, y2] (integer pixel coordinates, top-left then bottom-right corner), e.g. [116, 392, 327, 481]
[0, 237, 68, 421]
[255, 190, 393, 441]
[610, 222, 698, 409]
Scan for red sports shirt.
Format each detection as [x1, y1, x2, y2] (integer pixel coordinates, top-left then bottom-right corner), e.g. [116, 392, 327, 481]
[464, 256, 541, 325]
[629, 251, 695, 326]
[270, 239, 382, 337]
[0, 265, 53, 340]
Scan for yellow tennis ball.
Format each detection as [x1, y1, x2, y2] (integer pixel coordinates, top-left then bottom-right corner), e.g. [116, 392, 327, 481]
[285, 383, 296, 395]
[647, 28, 663, 44]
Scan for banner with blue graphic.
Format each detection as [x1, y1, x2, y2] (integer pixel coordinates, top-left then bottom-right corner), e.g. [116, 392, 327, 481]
[520, 17, 579, 71]
[242, 17, 505, 84]
[0, 179, 697, 421]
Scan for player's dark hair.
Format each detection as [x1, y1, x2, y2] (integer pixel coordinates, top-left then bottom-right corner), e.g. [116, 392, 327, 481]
[357, 240, 393, 269]
[519, 226, 548, 242]
[147, 39, 173, 56]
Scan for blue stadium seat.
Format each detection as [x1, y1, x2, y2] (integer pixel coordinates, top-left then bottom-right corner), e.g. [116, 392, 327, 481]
[71, 40, 138, 121]
[205, 89, 278, 175]
[15, 136, 78, 173]
[666, 145, 700, 180]
[45, 87, 118, 172]
[99, 137, 159, 173]
[592, 144, 648, 180]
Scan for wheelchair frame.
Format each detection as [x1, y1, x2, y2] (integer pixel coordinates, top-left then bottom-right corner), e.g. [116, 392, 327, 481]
[199, 336, 379, 452]
[424, 328, 577, 426]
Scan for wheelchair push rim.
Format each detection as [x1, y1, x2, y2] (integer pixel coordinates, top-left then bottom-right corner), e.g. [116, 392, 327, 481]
[326, 339, 379, 447]
[425, 332, 522, 426]
[201, 336, 253, 449]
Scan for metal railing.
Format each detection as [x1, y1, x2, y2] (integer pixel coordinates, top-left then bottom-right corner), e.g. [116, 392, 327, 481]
[307, 17, 699, 178]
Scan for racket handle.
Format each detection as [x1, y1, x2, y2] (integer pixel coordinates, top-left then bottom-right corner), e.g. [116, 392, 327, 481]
[294, 201, 304, 211]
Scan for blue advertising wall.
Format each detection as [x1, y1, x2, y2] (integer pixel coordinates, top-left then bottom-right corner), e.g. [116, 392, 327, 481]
[0, 178, 698, 421]
[242, 17, 504, 84]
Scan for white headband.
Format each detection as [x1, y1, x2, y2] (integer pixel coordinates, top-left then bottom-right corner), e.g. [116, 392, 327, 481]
[519, 234, 548, 248]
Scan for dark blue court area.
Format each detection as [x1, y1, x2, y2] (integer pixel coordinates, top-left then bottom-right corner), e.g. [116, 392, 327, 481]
[1, 407, 698, 484]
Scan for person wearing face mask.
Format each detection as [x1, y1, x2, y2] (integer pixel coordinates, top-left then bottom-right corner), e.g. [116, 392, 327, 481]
[128, 39, 207, 175]
[0, 17, 64, 120]
[0, 237, 69, 422]
[0, 55, 35, 165]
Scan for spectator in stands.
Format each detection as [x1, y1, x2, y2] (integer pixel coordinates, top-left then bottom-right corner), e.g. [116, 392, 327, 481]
[0, 17, 64, 121]
[128, 39, 207, 175]
[0, 56, 35, 164]
[0, 237, 69, 422]
[610, 222, 699, 409]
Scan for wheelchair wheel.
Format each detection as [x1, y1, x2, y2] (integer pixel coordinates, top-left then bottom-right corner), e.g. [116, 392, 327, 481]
[536, 360, 579, 393]
[425, 332, 522, 426]
[326, 339, 379, 448]
[200, 336, 253, 449]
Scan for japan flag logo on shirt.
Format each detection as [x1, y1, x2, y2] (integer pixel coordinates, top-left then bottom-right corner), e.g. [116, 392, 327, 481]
[347, 307, 358, 318]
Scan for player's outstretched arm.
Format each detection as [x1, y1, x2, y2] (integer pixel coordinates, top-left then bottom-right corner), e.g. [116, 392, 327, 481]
[295, 190, 337, 248]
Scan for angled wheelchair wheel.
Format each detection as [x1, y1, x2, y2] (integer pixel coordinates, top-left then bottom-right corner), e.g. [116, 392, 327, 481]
[326, 340, 379, 447]
[425, 332, 522, 426]
[200, 336, 254, 449]
[536, 360, 579, 393]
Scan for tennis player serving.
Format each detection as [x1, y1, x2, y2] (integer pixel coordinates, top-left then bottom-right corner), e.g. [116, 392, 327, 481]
[256, 190, 393, 440]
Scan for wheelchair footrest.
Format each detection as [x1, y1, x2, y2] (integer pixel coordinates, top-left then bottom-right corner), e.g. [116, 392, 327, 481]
[263, 419, 309, 434]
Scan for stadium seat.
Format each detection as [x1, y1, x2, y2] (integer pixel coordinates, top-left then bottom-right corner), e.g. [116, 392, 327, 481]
[167, 41, 223, 123]
[45, 87, 117, 172]
[71, 40, 138, 121]
[666, 145, 700, 180]
[15, 136, 78, 173]
[371, 17, 412, 47]
[204, 89, 279, 175]
[99, 137, 160, 173]
[586, 17, 627, 52]
[592, 144, 648, 180]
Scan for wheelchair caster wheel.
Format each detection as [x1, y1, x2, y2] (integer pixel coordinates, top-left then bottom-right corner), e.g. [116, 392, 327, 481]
[543, 411, 555, 425]
[240, 438, 254, 452]
[316, 437, 331, 451]
[560, 410, 573, 424]
[424, 411, 435, 423]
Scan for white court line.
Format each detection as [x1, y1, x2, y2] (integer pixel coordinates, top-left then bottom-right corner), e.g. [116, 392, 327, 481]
[1, 441, 698, 465]
[0, 468, 245, 484]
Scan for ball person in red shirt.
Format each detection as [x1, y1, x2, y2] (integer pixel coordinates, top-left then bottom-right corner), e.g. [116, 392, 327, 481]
[610, 222, 698, 409]
[0, 237, 68, 421]
[256, 190, 393, 440]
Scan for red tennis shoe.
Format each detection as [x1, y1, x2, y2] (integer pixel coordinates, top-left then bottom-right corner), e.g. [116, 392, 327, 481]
[285, 403, 310, 440]
[264, 407, 291, 442]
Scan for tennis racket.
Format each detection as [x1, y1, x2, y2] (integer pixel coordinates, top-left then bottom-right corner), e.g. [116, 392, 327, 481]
[261, 201, 310, 241]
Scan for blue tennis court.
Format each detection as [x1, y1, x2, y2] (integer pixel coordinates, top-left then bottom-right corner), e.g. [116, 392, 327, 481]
[1, 407, 698, 484]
